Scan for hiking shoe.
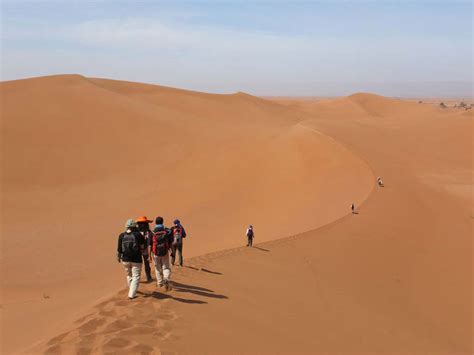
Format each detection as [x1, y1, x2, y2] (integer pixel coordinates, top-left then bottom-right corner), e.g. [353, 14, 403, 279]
[164, 280, 172, 292]
[158, 281, 164, 288]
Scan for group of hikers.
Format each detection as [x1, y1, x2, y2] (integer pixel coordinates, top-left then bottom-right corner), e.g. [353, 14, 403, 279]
[117, 216, 256, 299]
[117, 216, 187, 299]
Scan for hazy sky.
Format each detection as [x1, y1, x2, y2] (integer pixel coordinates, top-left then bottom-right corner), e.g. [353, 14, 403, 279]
[1, 0, 472, 96]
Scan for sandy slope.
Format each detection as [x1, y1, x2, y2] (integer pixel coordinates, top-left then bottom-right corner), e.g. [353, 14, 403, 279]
[27, 90, 473, 354]
[23, 90, 473, 354]
[0, 76, 373, 353]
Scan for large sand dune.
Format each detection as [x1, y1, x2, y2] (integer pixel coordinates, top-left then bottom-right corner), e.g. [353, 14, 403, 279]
[1, 76, 374, 353]
[1, 76, 472, 354]
[27, 90, 472, 354]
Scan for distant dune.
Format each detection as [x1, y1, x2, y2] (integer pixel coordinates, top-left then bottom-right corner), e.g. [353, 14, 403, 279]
[1, 75, 374, 353]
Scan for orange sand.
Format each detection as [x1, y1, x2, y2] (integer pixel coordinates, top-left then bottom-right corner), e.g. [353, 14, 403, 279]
[1, 76, 472, 354]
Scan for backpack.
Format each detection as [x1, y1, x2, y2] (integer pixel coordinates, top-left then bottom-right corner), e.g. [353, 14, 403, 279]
[172, 226, 183, 246]
[246, 228, 254, 238]
[152, 231, 169, 256]
[122, 232, 138, 255]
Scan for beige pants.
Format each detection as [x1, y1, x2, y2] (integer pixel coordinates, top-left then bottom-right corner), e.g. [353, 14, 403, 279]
[122, 262, 142, 298]
[153, 254, 171, 285]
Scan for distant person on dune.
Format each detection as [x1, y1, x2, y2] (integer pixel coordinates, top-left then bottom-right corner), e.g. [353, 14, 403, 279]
[377, 176, 384, 187]
[151, 224, 173, 291]
[351, 203, 356, 214]
[170, 219, 187, 266]
[117, 219, 146, 300]
[246, 225, 254, 247]
[136, 216, 154, 282]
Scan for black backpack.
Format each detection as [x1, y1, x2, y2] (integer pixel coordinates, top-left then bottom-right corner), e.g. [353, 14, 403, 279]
[247, 229, 254, 238]
[122, 232, 138, 255]
[153, 232, 169, 256]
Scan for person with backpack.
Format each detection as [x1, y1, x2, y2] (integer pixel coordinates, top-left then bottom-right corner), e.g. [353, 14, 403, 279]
[117, 219, 146, 299]
[136, 216, 153, 282]
[150, 224, 173, 291]
[155, 216, 172, 236]
[170, 219, 187, 266]
[246, 225, 254, 247]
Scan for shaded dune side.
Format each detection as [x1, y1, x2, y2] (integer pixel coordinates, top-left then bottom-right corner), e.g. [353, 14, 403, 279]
[1, 75, 373, 354]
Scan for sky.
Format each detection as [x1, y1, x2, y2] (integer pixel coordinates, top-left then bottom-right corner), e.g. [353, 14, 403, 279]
[1, 0, 472, 96]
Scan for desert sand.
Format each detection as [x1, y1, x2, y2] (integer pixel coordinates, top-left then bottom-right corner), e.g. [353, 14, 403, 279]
[1, 75, 472, 354]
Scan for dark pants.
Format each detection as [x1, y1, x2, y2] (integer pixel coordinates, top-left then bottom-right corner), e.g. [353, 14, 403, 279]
[247, 237, 253, 247]
[171, 243, 183, 266]
[142, 254, 152, 280]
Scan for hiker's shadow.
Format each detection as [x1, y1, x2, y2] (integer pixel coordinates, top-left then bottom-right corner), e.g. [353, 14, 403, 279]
[252, 246, 270, 252]
[200, 268, 223, 275]
[171, 281, 228, 300]
[144, 291, 208, 304]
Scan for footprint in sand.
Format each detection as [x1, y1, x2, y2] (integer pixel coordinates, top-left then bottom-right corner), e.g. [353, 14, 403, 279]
[74, 314, 93, 325]
[77, 317, 107, 335]
[144, 318, 164, 327]
[98, 309, 116, 317]
[101, 337, 133, 349]
[123, 325, 154, 335]
[152, 329, 172, 341]
[159, 310, 178, 321]
[102, 318, 131, 334]
[46, 332, 69, 346]
[113, 299, 131, 307]
[128, 343, 156, 354]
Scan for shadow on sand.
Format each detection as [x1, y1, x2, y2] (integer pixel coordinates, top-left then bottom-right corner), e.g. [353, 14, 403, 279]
[200, 268, 223, 275]
[252, 246, 270, 252]
[144, 291, 208, 304]
[184, 265, 200, 271]
[185, 265, 223, 275]
[171, 281, 228, 300]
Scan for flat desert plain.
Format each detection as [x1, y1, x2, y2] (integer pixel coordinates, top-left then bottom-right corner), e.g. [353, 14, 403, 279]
[1, 75, 472, 354]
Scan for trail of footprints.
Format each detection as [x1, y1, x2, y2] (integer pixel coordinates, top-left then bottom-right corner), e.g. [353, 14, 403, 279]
[42, 289, 178, 354]
[40, 252, 236, 354]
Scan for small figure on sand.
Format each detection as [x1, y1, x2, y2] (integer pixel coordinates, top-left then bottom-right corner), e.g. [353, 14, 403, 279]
[170, 219, 187, 267]
[351, 203, 356, 214]
[246, 225, 254, 247]
[377, 176, 384, 187]
[151, 223, 173, 291]
[136, 216, 154, 282]
[117, 219, 146, 300]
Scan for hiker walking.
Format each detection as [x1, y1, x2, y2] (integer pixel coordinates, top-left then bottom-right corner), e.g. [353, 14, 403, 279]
[136, 216, 153, 282]
[351, 203, 356, 214]
[170, 219, 187, 266]
[117, 219, 145, 299]
[155, 216, 171, 234]
[151, 224, 173, 291]
[377, 176, 384, 187]
[246, 225, 254, 247]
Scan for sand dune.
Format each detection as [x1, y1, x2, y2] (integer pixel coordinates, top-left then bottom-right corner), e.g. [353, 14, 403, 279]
[23, 89, 472, 354]
[2, 77, 472, 354]
[1, 75, 373, 353]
